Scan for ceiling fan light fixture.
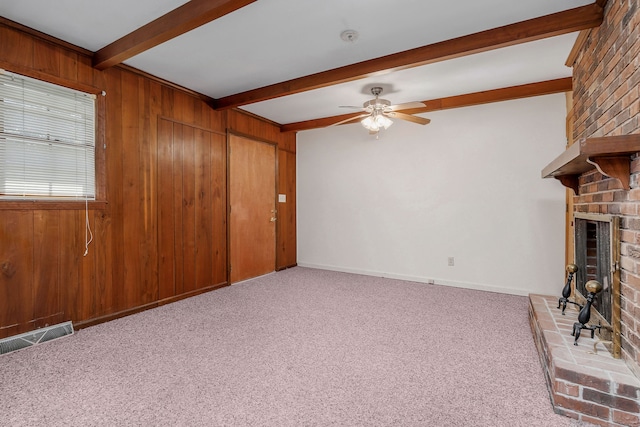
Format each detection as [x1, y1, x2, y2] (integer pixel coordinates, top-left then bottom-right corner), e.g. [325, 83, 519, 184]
[338, 86, 426, 133]
[361, 113, 392, 132]
[361, 115, 379, 132]
[375, 114, 393, 129]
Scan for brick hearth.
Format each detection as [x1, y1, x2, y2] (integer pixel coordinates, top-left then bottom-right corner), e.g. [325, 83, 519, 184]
[529, 294, 640, 427]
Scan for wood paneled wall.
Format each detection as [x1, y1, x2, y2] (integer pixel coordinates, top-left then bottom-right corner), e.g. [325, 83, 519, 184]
[0, 21, 296, 338]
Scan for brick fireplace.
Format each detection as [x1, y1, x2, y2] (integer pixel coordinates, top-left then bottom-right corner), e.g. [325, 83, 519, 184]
[530, 0, 640, 425]
[529, 295, 640, 426]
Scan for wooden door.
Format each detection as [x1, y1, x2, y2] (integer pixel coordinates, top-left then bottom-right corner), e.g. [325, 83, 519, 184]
[229, 135, 277, 283]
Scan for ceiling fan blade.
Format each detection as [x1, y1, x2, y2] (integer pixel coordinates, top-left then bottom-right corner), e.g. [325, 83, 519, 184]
[338, 105, 364, 110]
[329, 113, 369, 127]
[390, 112, 431, 125]
[388, 101, 426, 111]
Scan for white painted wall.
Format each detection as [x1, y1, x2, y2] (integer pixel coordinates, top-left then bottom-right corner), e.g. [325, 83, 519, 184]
[296, 94, 568, 296]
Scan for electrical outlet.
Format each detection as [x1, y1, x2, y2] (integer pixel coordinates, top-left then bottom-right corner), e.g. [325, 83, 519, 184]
[448, 257, 455, 266]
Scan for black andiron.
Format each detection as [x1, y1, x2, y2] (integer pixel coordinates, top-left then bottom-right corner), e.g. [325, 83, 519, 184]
[558, 264, 583, 314]
[571, 280, 603, 346]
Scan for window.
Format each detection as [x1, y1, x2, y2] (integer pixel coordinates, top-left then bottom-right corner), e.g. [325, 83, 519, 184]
[0, 70, 96, 200]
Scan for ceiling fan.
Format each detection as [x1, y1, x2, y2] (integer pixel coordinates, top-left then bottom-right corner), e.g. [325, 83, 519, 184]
[334, 87, 431, 134]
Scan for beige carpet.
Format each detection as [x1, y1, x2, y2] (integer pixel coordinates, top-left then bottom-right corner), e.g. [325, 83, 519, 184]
[1, 267, 590, 426]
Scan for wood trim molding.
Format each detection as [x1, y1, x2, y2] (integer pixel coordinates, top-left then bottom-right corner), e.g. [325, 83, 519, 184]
[228, 107, 284, 129]
[278, 147, 296, 154]
[0, 61, 104, 95]
[281, 78, 573, 133]
[0, 200, 108, 211]
[73, 282, 229, 329]
[93, 0, 257, 70]
[565, 29, 591, 66]
[158, 116, 227, 136]
[0, 17, 219, 103]
[215, 4, 603, 110]
[566, 1, 609, 66]
[226, 129, 279, 147]
[117, 64, 216, 104]
[0, 16, 93, 56]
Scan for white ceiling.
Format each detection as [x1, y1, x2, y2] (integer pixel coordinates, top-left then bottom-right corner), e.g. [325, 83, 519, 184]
[0, 0, 590, 126]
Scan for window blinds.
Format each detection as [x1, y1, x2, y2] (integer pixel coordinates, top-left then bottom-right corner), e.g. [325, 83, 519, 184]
[0, 70, 96, 200]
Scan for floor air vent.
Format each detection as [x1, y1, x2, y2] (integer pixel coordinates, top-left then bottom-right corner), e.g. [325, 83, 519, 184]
[0, 321, 74, 356]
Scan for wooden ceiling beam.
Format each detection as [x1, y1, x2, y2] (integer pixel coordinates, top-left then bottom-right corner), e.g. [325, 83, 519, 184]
[280, 77, 573, 133]
[215, 4, 602, 110]
[93, 0, 256, 70]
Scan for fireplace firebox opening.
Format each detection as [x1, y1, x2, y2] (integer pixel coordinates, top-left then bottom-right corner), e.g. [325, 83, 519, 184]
[573, 213, 621, 358]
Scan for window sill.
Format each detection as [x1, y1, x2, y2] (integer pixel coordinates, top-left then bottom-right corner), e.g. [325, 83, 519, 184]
[0, 200, 108, 210]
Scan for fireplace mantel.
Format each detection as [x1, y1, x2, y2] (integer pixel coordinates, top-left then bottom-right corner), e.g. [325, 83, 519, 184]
[542, 134, 640, 193]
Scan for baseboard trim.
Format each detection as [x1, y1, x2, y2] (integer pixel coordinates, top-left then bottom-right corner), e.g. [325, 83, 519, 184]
[276, 263, 297, 272]
[74, 282, 229, 329]
[296, 263, 530, 297]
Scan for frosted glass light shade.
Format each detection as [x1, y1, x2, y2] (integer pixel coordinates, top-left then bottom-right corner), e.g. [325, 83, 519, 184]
[361, 113, 392, 132]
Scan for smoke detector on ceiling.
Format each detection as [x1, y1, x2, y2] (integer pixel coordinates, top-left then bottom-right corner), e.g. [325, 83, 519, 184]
[340, 30, 359, 43]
